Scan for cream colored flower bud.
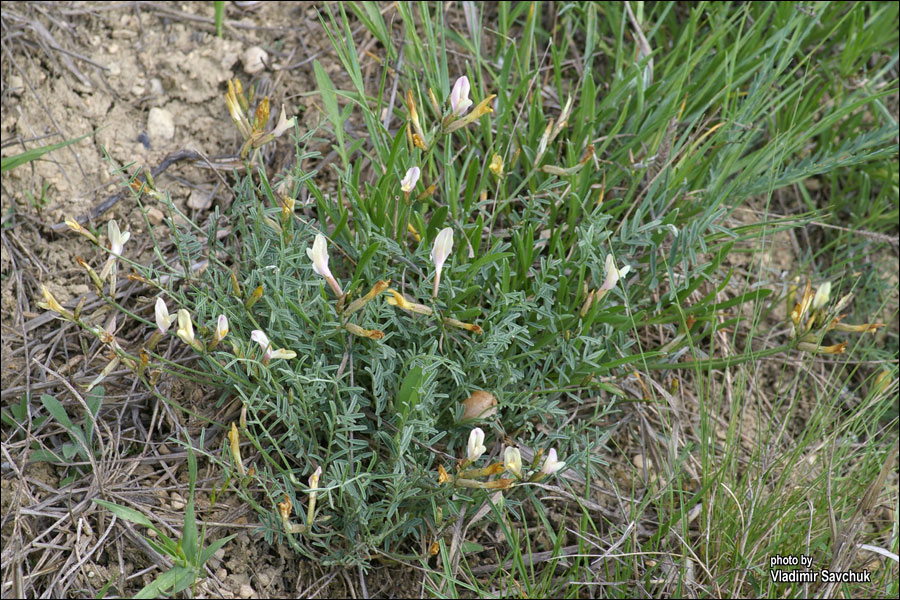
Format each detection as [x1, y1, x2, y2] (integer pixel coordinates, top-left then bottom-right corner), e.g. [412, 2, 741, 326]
[215, 315, 229, 342]
[306, 234, 343, 297]
[155, 297, 175, 334]
[504, 447, 523, 478]
[307, 234, 333, 279]
[176, 309, 203, 351]
[812, 281, 831, 310]
[400, 166, 421, 193]
[431, 227, 454, 297]
[467, 427, 486, 462]
[107, 219, 130, 257]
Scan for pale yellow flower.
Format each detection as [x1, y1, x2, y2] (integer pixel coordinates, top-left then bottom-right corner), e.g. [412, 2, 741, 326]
[431, 227, 454, 297]
[467, 427, 486, 462]
[504, 447, 522, 478]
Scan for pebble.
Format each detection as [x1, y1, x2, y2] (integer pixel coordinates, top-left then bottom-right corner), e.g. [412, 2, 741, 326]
[147, 107, 175, 141]
[242, 46, 267, 74]
[239, 584, 256, 598]
[169, 492, 185, 510]
[187, 189, 213, 211]
[9, 75, 24, 95]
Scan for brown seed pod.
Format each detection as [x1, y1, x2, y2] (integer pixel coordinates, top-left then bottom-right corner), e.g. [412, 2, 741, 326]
[461, 390, 497, 421]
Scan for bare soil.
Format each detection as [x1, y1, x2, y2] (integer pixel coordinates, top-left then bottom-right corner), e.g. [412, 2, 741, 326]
[0, 2, 383, 597]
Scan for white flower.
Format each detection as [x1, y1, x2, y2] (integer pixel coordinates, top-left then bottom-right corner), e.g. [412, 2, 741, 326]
[467, 427, 486, 462]
[155, 298, 175, 334]
[251, 329, 272, 362]
[107, 220, 130, 257]
[812, 281, 831, 310]
[540, 448, 566, 476]
[599, 254, 632, 292]
[306, 234, 343, 296]
[431, 227, 454, 297]
[504, 446, 522, 478]
[271, 104, 296, 138]
[251, 329, 296, 364]
[215, 315, 229, 342]
[307, 234, 332, 279]
[400, 166, 420, 193]
[176, 309, 202, 351]
[450, 76, 473, 116]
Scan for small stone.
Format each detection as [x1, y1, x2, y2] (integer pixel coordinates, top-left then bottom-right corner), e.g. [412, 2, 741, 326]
[242, 46, 268, 74]
[150, 78, 164, 96]
[146, 207, 164, 225]
[187, 189, 213, 211]
[257, 570, 273, 587]
[633, 454, 651, 471]
[147, 107, 175, 141]
[9, 75, 24, 96]
[239, 584, 255, 598]
[169, 492, 185, 510]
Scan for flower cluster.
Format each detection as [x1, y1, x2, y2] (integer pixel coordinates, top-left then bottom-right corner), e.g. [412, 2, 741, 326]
[404, 75, 496, 152]
[305, 228, 481, 338]
[437, 427, 567, 491]
[790, 280, 884, 355]
[225, 77, 296, 159]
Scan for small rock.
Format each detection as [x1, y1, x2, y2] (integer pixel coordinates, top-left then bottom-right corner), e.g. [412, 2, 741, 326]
[149, 78, 164, 96]
[147, 107, 175, 141]
[242, 46, 267, 74]
[169, 492, 185, 510]
[257, 570, 273, 587]
[9, 75, 24, 96]
[187, 189, 213, 211]
[146, 207, 164, 225]
[239, 584, 255, 598]
[220, 51, 240, 71]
